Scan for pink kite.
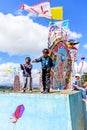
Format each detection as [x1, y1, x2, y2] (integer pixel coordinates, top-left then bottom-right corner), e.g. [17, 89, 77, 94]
[10, 104, 25, 123]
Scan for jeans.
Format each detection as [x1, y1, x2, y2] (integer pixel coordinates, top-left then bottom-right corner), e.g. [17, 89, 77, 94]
[23, 77, 32, 90]
[42, 68, 50, 92]
[74, 87, 86, 99]
[80, 89, 86, 99]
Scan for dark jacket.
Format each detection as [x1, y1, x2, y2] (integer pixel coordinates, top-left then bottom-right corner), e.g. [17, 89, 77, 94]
[35, 56, 53, 69]
[20, 64, 32, 77]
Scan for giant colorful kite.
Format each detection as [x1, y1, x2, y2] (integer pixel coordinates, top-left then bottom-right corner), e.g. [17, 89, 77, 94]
[48, 20, 82, 89]
[20, 1, 84, 90]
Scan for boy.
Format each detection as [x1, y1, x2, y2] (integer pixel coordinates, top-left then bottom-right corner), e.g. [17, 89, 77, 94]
[32, 49, 53, 93]
[20, 57, 32, 92]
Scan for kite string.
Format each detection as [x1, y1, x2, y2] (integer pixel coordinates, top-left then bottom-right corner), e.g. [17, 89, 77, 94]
[13, 123, 16, 130]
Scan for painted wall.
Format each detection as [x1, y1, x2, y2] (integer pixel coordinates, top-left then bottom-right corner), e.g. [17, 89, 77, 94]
[0, 92, 85, 130]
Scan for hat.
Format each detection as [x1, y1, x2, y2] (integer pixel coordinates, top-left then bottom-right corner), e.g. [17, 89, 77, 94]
[75, 73, 81, 77]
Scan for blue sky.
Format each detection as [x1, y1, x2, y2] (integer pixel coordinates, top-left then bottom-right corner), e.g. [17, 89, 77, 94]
[0, 0, 87, 63]
[0, 0, 87, 85]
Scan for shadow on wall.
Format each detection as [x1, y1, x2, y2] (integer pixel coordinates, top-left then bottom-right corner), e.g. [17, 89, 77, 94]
[82, 100, 87, 130]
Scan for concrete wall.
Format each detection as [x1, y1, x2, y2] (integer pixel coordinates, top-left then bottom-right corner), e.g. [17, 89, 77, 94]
[0, 92, 85, 130]
[69, 92, 85, 130]
[82, 100, 87, 130]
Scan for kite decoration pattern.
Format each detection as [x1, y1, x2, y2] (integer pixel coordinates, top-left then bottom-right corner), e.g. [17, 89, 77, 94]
[48, 21, 72, 89]
[10, 104, 25, 130]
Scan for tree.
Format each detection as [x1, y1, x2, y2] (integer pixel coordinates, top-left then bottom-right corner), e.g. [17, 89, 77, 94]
[82, 73, 87, 84]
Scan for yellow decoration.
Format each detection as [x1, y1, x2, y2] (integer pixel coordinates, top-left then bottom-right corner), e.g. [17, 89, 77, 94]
[51, 6, 63, 20]
[6, 69, 12, 73]
[67, 44, 71, 48]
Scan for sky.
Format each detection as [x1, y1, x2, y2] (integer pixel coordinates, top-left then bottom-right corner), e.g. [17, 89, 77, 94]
[0, 0, 87, 85]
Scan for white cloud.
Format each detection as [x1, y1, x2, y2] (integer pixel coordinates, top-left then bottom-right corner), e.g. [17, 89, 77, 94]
[0, 61, 87, 86]
[74, 61, 87, 74]
[0, 12, 48, 56]
[68, 29, 82, 39]
[0, 62, 40, 86]
[83, 44, 87, 49]
[15, 9, 23, 16]
[0, 62, 19, 85]
[0, 12, 82, 56]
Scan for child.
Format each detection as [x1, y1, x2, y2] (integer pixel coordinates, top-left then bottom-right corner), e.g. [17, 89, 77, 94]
[32, 48, 53, 93]
[20, 57, 32, 92]
[73, 73, 86, 99]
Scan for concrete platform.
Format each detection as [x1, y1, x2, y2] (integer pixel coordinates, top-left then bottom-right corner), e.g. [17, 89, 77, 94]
[0, 91, 85, 130]
[83, 99, 87, 130]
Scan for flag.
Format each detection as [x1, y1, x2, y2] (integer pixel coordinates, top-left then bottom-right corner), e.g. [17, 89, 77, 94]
[70, 42, 80, 45]
[21, 2, 52, 19]
[56, 20, 69, 29]
[74, 44, 80, 50]
[68, 44, 79, 50]
[68, 45, 78, 50]
[62, 20, 69, 29]
[51, 6, 63, 20]
[6, 69, 12, 73]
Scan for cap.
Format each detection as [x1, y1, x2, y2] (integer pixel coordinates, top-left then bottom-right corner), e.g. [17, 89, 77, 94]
[75, 73, 81, 77]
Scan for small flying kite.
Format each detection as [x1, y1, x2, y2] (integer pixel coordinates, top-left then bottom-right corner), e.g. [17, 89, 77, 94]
[10, 104, 25, 130]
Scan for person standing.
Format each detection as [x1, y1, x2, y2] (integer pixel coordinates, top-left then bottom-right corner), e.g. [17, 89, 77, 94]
[32, 49, 53, 93]
[20, 57, 32, 92]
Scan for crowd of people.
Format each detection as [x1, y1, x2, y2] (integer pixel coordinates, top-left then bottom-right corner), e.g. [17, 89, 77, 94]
[20, 48, 87, 99]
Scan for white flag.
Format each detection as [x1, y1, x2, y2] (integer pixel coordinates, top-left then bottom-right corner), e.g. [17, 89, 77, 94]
[21, 2, 52, 19]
